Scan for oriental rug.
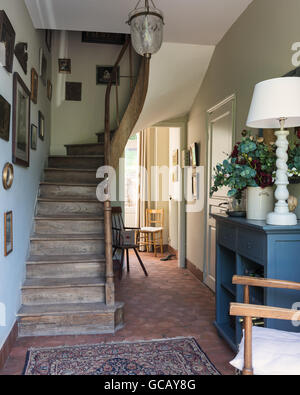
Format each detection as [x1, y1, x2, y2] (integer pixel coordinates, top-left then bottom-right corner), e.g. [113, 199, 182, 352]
[23, 337, 220, 375]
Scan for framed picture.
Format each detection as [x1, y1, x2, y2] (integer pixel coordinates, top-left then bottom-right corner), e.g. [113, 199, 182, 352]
[0, 11, 15, 73]
[190, 143, 199, 167]
[192, 171, 199, 201]
[45, 30, 52, 52]
[14, 42, 28, 74]
[0, 95, 11, 141]
[12, 72, 31, 167]
[4, 211, 13, 256]
[96, 66, 120, 85]
[31, 124, 37, 150]
[31, 68, 38, 104]
[47, 80, 52, 101]
[82, 32, 126, 45]
[39, 48, 47, 86]
[38, 111, 45, 141]
[65, 82, 82, 101]
[58, 58, 71, 74]
[2, 162, 14, 190]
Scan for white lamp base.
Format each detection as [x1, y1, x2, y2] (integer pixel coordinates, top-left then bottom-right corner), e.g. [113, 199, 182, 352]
[266, 211, 297, 226]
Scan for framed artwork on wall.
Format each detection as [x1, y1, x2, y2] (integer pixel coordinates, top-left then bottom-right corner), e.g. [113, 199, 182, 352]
[38, 111, 45, 141]
[190, 142, 199, 167]
[31, 68, 38, 104]
[14, 42, 28, 74]
[82, 32, 126, 45]
[12, 72, 31, 167]
[39, 48, 47, 86]
[2, 162, 14, 190]
[45, 30, 52, 52]
[0, 95, 11, 141]
[47, 80, 52, 101]
[65, 82, 82, 101]
[58, 58, 71, 74]
[96, 66, 120, 85]
[31, 124, 37, 150]
[4, 211, 13, 257]
[0, 10, 15, 73]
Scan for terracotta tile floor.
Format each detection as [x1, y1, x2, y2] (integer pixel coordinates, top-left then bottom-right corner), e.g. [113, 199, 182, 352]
[0, 252, 235, 375]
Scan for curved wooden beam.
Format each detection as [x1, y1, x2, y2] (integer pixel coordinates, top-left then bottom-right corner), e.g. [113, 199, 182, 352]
[110, 56, 150, 170]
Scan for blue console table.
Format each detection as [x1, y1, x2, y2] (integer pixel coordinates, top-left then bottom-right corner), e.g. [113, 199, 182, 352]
[213, 214, 300, 351]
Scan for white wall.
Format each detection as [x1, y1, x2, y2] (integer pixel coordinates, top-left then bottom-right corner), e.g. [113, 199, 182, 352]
[50, 31, 140, 155]
[0, 0, 51, 349]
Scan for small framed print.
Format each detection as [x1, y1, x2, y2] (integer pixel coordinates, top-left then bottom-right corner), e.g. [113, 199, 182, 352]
[0, 11, 16, 73]
[4, 211, 13, 256]
[96, 66, 120, 85]
[65, 82, 82, 101]
[2, 162, 14, 190]
[31, 68, 38, 104]
[45, 29, 52, 52]
[12, 72, 31, 167]
[190, 143, 199, 167]
[31, 124, 37, 150]
[0, 95, 11, 141]
[47, 80, 52, 101]
[38, 111, 45, 141]
[58, 58, 71, 74]
[192, 170, 199, 201]
[39, 48, 47, 86]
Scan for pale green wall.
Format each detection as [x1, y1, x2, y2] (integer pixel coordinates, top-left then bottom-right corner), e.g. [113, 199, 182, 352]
[50, 31, 140, 155]
[187, 0, 300, 273]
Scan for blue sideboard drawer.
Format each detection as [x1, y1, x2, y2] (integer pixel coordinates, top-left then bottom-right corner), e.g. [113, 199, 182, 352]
[237, 228, 265, 263]
[218, 222, 236, 251]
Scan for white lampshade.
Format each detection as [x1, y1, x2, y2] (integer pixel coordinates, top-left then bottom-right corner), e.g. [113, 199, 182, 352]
[247, 77, 300, 129]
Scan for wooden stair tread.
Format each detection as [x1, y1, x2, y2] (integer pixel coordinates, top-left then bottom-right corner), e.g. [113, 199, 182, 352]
[40, 182, 98, 187]
[64, 143, 104, 147]
[35, 215, 104, 220]
[44, 168, 97, 173]
[49, 155, 104, 158]
[18, 302, 122, 317]
[30, 233, 104, 241]
[37, 197, 100, 203]
[23, 277, 106, 289]
[27, 254, 105, 264]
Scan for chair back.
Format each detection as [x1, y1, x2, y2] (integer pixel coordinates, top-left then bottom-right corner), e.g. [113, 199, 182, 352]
[112, 206, 125, 247]
[146, 209, 164, 228]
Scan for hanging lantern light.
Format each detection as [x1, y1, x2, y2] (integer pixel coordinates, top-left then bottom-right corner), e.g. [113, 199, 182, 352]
[127, 0, 164, 58]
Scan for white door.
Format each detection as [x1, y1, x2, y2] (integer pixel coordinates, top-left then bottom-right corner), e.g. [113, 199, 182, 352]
[205, 95, 236, 291]
[169, 128, 180, 252]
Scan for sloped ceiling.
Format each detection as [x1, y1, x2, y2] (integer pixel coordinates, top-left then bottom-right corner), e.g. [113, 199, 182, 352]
[24, 0, 253, 131]
[24, 0, 253, 45]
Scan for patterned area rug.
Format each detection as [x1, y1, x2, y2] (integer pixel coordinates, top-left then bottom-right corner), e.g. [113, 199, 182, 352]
[23, 337, 220, 375]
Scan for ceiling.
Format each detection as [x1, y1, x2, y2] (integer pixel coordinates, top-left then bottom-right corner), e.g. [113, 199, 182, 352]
[24, 0, 253, 45]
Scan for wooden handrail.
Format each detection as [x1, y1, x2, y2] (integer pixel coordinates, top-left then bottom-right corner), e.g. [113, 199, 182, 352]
[233, 275, 300, 291]
[230, 302, 300, 321]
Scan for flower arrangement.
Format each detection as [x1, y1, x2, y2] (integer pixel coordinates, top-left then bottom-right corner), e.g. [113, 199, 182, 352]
[210, 131, 276, 202]
[287, 128, 300, 181]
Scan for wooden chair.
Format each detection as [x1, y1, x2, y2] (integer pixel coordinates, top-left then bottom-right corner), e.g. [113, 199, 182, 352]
[139, 209, 164, 257]
[112, 207, 148, 277]
[230, 275, 300, 375]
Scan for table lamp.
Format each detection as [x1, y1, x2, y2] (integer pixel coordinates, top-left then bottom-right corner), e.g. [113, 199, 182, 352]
[247, 77, 300, 226]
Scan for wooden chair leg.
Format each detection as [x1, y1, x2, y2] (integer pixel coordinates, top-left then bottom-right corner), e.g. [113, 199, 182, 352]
[243, 316, 254, 375]
[160, 230, 163, 254]
[133, 248, 148, 277]
[126, 248, 130, 272]
[120, 249, 125, 271]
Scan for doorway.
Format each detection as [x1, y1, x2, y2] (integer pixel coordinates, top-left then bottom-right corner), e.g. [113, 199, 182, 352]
[204, 95, 236, 291]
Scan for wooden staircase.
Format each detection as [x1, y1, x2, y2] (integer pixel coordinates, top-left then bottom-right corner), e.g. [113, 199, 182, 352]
[17, 144, 124, 337]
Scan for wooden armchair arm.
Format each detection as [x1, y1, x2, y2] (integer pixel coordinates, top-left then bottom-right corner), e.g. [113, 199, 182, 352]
[230, 303, 300, 321]
[233, 275, 300, 291]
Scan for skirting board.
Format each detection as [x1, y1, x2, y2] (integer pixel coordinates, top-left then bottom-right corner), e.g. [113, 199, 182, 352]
[186, 258, 204, 283]
[0, 321, 18, 370]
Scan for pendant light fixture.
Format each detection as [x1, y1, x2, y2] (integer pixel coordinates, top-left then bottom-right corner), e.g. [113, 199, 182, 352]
[127, 0, 164, 58]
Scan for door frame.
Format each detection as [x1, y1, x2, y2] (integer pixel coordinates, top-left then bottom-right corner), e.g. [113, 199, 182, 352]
[203, 94, 236, 290]
[154, 116, 188, 269]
